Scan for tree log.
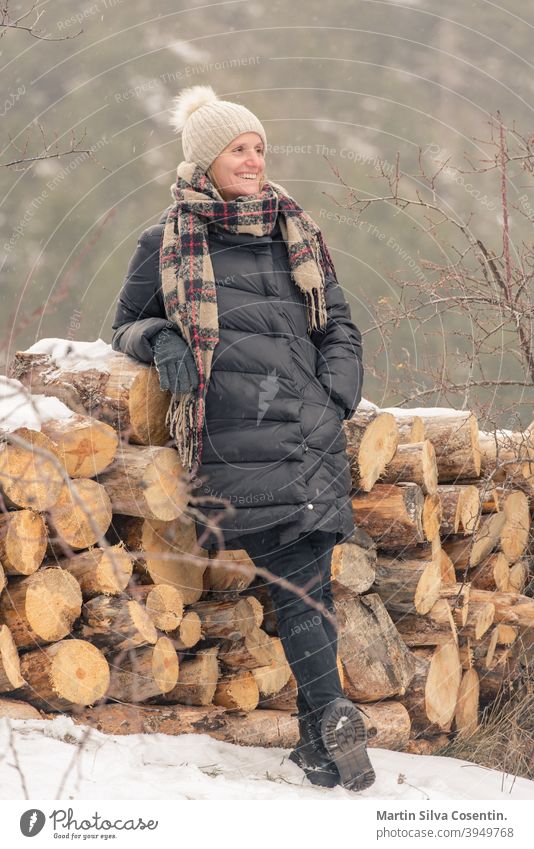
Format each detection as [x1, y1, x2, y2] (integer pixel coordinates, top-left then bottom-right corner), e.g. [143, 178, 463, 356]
[398, 643, 462, 733]
[108, 516, 207, 603]
[336, 591, 416, 701]
[40, 414, 118, 478]
[0, 509, 47, 575]
[437, 485, 480, 536]
[14, 639, 110, 711]
[400, 409, 481, 481]
[459, 600, 495, 640]
[469, 589, 534, 629]
[127, 583, 184, 632]
[47, 478, 112, 551]
[68, 701, 411, 751]
[438, 583, 470, 628]
[331, 538, 376, 595]
[251, 637, 291, 697]
[390, 599, 458, 647]
[171, 611, 202, 650]
[97, 445, 188, 522]
[453, 667, 479, 737]
[213, 671, 259, 711]
[160, 647, 219, 706]
[206, 548, 256, 593]
[500, 491, 530, 561]
[0, 698, 41, 720]
[352, 483, 425, 548]
[467, 552, 511, 592]
[106, 637, 179, 702]
[79, 595, 157, 652]
[10, 348, 171, 446]
[442, 512, 507, 570]
[54, 545, 133, 597]
[380, 440, 438, 494]
[0, 625, 24, 691]
[218, 627, 277, 670]
[373, 556, 442, 615]
[344, 412, 398, 491]
[0, 427, 65, 510]
[0, 568, 82, 648]
[189, 598, 257, 641]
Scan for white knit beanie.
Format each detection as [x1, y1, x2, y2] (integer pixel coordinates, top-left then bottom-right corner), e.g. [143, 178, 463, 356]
[169, 85, 267, 173]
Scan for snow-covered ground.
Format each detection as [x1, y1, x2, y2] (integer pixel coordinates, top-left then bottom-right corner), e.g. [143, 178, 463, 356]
[1, 716, 532, 801]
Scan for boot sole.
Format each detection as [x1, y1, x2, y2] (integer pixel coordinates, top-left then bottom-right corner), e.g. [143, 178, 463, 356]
[288, 748, 339, 788]
[320, 700, 376, 792]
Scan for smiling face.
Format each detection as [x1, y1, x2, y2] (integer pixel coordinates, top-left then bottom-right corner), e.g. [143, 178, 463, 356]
[208, 132, 266, 200]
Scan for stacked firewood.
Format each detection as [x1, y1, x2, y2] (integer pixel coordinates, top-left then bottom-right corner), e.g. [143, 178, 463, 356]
[0, 341, 532, 755]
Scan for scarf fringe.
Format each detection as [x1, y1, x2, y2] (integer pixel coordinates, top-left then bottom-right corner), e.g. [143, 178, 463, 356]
[166, 391, 202, 472]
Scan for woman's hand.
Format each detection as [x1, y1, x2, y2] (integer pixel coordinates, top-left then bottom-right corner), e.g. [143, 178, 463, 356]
[152, 325, 199, 395]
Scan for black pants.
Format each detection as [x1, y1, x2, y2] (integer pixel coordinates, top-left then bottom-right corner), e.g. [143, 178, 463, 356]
[241, 527, 344, 719]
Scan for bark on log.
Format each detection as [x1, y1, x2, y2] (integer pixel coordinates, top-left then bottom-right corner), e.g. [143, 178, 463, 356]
[0, 427, 65, 510]
[478, 428, 534, 483]
[380, 440, 438, 495]
[108, 516, 207, 604]
[398, 409, 481, 481]
[0, 509, 47, 575]
[437, 485, 480, 536]
[218, 627, 277, 670]
[206, 548, 256, 593]
[336, 591, 416, 701]
[10, 349, 172, 446]
[442, 512, 507, 570]
[438, 583, 470, 628]
[352, 483, 425, 548]
[0, 568, 82, 648]
[469, 589, 534, 629]
[213, 671, 259, 711]
[79, 595, 158, 652]
[344, 412, 398, 491]
[0, 698, 41, 720]
[0, 625, 24, 691]
[467, 552, 511, 593]
[40, 414, 118, 478]
[373, 556, 442, 615]
[47, 479, 112, 551]
[127, 583, 184, 631]
[106, 637, 179, 702]
[54, 545, 133, 597]
[160, 647, 219, 706]
[189, 598, 257, 641]
[68, 701, 411, 751]
[390, 600, 458, 647]
[97, 445, 189, 522]
[14, 639, 110, 711]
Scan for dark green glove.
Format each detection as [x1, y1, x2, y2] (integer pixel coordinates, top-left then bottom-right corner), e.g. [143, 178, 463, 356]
[152, 325, 199, 395]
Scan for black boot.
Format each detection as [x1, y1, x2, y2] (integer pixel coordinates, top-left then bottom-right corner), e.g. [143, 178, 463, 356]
[320, 698, 376, 792]
[289, 713, 340, 788]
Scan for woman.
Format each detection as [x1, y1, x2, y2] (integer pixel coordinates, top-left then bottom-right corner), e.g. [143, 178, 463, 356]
[111, 85, 374, 792]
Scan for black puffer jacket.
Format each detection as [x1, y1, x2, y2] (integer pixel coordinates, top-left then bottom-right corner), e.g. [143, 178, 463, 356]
[111, 206, 364, 552]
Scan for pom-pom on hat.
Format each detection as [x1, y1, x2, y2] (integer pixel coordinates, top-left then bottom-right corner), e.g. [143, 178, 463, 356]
[169, 85, 267, 172]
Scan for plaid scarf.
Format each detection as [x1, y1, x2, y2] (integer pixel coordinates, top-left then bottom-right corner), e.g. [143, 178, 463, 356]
[160, 161, 336, 473]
